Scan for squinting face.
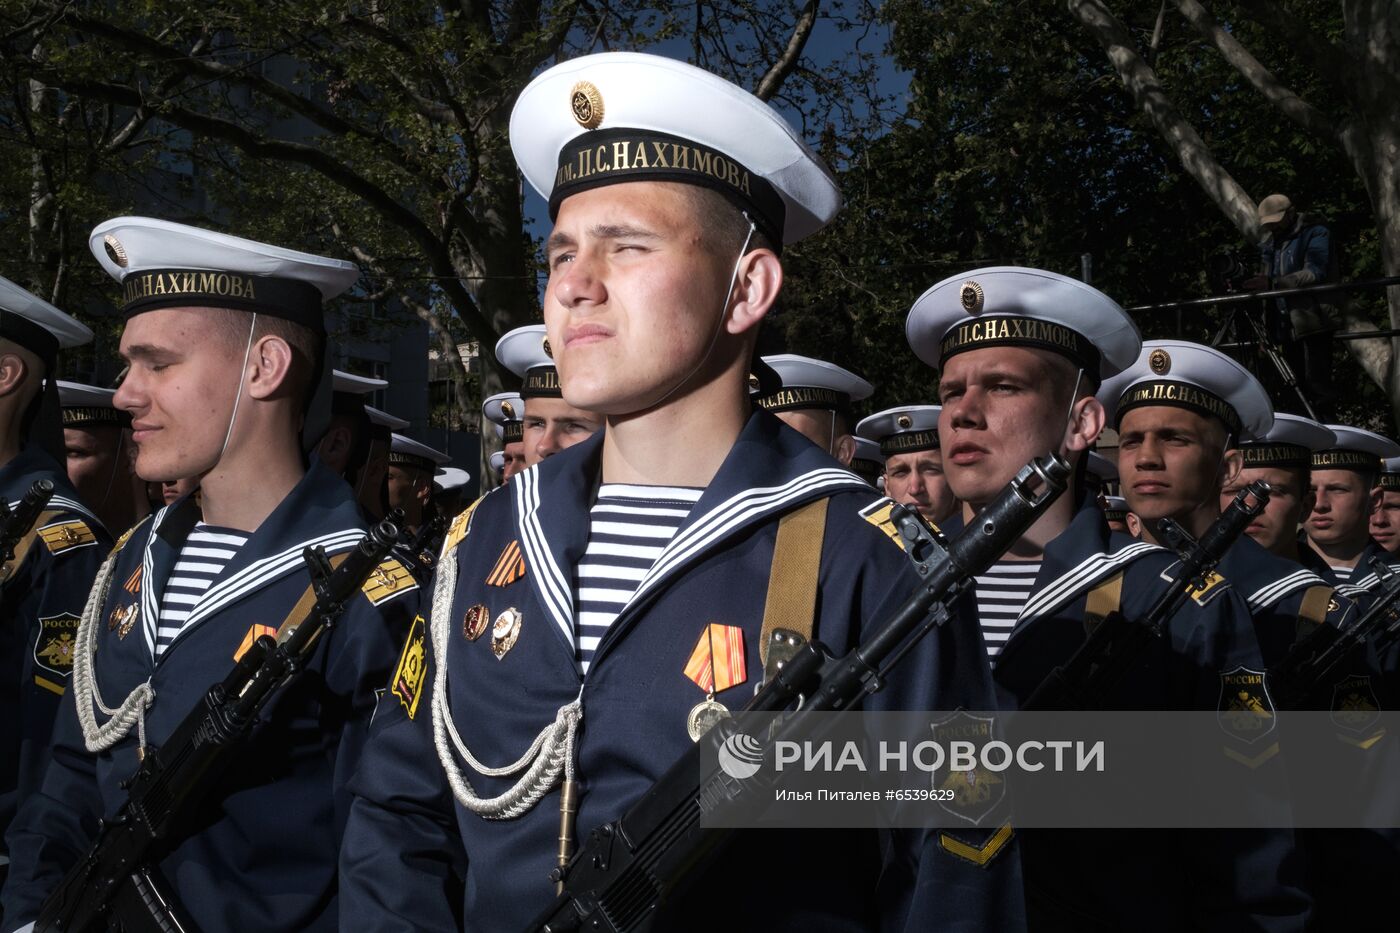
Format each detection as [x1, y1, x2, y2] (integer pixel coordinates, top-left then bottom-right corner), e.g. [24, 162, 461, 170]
[523, 397, 603, 466]
[114, 308, 245, 482]
[543, 182, 733, 415]
[1224, 465, 1309, 554]
[1306, 468, 1377, 548]
[938, 346, 1078, 506]
[1117, 406, 1228, 525]
[502, 441, 527, 481]
[1371, 489, 1400, 553]
[884, 449, 958, 524]
[64, 425, 124, 510]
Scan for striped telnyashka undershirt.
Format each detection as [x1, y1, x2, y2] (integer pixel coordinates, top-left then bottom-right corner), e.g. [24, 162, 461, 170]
[975, 560, 1041, 660]
[155, 523, 250, 657]
[573, 484, 702, 674]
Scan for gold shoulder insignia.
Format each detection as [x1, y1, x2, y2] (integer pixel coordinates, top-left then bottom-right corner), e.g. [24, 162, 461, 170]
[1186, 570, 1228, 607]
[391, 614, 428, 719]
[361, 557, 419, 606]
[859, 498, 934, 552]
[109, 514, 152, 558]
[442, 496, 485, 557]
[39, 519, 97, 556]
[938, 823, 1014, 867]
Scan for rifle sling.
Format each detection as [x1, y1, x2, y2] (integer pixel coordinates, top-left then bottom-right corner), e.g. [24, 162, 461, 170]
[759, 497, 828, 671]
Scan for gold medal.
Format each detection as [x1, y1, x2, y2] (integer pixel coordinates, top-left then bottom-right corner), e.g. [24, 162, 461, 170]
[687, 697, 731, 742]
[463, 604, 490, 641]
[491, 607, 522, 659]
[108, 603, 138, 639]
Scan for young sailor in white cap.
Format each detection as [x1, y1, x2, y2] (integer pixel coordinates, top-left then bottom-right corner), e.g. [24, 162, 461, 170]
[57, 380, 149, 537]
[387, 432, 450, 535]
[1224, 413, 1335, 562]
[1370, 456, 1400, 554]
[359, 404, 409, 519]
[0, 277, 109, 904]
[315, 369, 388, 513]
[855, 404, 959, 523]
[1300, 424, 1400, 592]
[497, 324, 601, 467]
[753, 353, 871, 463]
[849, 435, 884, 487]
[907, 268, 1305, 930]
[483, 390, 527, 484]
[344, 51, 1020, 932]
[1, 219, 421, 933]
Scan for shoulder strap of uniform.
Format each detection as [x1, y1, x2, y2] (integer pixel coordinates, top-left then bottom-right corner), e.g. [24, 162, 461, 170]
[759, 497, 828, 675]
[1296, 584, 1334, 629]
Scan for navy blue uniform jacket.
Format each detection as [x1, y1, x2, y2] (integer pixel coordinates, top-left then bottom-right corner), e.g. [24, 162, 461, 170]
[0, 448, 109, 873]
[0, 463, 420, 932]
[341, 412, 1027, 932]
[946, 500, 1310, 931]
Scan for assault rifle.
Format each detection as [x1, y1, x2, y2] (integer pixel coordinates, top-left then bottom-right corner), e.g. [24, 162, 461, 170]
[1023, 480, 1271, 711]
[531, 454, 1071, 933]
[35, 513, 404, 933]
[0, 478, 56, 585]
[1271, 556, 1400, 709]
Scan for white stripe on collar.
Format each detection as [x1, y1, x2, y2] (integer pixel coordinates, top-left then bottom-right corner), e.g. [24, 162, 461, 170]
[1016, 540, 1162, 625]
[6, 493, 101, 529]
[513, 467, 575, 654]
[1245, 569, 1327, 612]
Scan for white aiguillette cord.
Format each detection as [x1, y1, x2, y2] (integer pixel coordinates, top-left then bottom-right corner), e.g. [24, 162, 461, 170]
[430, 538, 582, 819]
[73, 549, 154, 755]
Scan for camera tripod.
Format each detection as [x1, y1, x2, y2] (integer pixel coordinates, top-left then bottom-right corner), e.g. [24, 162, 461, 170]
[1210, 300, 1320, 421]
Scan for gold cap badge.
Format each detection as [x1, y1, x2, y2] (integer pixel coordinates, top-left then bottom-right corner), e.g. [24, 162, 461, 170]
[571, 81, 604, 130]
[103, 235, 128, 268]
[500, 399, 516, 419]
[959, 280, 985, 315]
[542, 336, 553, 359]
[1149, 348, 1171, 375]
[747, 373, 760, 391]
[896, 414, 913, 430]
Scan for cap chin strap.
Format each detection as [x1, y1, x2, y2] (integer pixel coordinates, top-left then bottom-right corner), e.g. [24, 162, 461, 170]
[1060, 367, 1085, 462]
[217, 313, 257, 466]
[642, 216, 757, 412]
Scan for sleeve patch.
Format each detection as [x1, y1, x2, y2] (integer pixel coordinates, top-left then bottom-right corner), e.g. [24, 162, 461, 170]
[361, 558, 420, 605]
[391, 614, 428, 719]
[938, 822, 1014, 867]
[39, 519, 97, 555]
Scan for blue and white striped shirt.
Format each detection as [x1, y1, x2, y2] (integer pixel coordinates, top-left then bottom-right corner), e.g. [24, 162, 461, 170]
[155, 523, 249, 657]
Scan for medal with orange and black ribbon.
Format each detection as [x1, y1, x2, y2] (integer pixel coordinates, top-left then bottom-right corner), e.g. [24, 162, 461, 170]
[683, 623, 747, 741]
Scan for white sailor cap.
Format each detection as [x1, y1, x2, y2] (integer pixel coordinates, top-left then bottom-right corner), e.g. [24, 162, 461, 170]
[366, 406, 410, 432]
[0, 274, 93, 367]
[852, 436, 883, 465]
[855, 405, 942, 458]
[1102, 495, 1130, 521]
[1314, 424, 1400, 474]
[389, 433, 451, 472]
[906, 267, 1141, 383]
[1097, 341, 1272, 440]
[332, 369, 386, 417]
[434, 466, 471, 492]
[489, 450, 506, 474]
[58, 381, 127, 428]
[754, 354, 872, 414]
[90, 216, 360, 334]
[1240, 413, 1334, 469]
[509, 52, 841, 246]
[1379, 456, 1400, 491]
[484, 390, 525, 444]
[1087, 451, 1118, 484]
[496, 325, 561, 398]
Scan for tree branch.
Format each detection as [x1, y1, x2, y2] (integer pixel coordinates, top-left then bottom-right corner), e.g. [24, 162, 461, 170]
[1234, 0, 1354, 93]
[755, 0, 819, 102]
[1175, 0, 1336, 142]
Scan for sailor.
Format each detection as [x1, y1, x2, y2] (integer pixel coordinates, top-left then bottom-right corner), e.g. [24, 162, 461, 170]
[432, 467, 471, 520]
[752, 353, 872, 464]
[849, 435, 884, 488]
[855, 405, 959, 523]
[1102, 494, 1133, 535]
[496, 324, 602, 466]
[360, 405, 408, 520]
[386, 433, 450, 535]
[1225, 414, 1334, 562]
[906, 267, 1307, 929]
[1, 218, 421, 933]
[342, 51, 1021, 931]
[1370, 456, 1400, 554]
[316, 369, 387, 513]
[57, 380, 148, 536]
[483, 390, 527, 484]
[0, 277, 109, 908]
[1085, 449, 1119, 496]
[1299, 424, 1400, 595]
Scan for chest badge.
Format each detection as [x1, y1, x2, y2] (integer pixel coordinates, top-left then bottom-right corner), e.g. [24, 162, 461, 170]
[108, 602, 139, 639]
[491, 607, 523, 659]
[463, 604, 490, 641]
